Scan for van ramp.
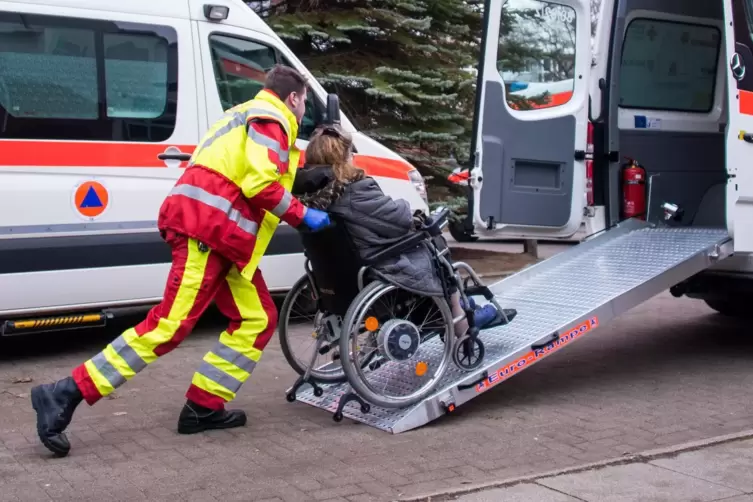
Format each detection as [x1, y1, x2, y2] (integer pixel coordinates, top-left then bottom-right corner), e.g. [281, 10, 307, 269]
[292, 220, 732, 433]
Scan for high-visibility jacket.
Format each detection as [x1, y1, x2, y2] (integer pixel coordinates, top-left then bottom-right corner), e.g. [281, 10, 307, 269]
[158, 89, 306, 281]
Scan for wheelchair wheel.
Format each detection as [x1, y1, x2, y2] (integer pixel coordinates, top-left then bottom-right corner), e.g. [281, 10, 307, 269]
[338, 280, 454, 409]
[279, 274, 347, 384]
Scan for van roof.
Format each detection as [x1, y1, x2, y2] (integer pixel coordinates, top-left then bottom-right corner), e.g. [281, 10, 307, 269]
[8, 0, 277, 39]
[7, 0, 191, 19]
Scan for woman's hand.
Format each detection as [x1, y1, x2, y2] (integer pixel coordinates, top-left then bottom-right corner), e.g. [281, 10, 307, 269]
[412, 210, 427, 230]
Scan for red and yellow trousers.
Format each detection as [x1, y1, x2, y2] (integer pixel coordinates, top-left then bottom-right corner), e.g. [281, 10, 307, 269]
[72, 231, 277, 410]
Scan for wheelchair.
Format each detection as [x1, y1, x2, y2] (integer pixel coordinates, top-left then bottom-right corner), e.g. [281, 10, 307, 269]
[278, 206, 517, 412]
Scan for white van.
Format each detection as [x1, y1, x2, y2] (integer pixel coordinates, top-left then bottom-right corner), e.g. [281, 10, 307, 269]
[466, 0, 753, 316]
[0, 0, 428, 328]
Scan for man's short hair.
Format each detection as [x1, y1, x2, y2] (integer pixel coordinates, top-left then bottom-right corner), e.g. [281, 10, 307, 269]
[264, 65, 307, 101]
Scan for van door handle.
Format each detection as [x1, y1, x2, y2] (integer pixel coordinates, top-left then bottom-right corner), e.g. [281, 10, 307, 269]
[157, 153, 192, 161]
[158, 146, 192, 166]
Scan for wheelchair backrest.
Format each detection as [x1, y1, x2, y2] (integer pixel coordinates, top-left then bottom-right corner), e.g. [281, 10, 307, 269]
[298, 218, 367, 316]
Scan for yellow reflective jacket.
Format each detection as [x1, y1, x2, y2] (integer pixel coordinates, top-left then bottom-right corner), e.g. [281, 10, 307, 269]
[158, 89, 305, 280]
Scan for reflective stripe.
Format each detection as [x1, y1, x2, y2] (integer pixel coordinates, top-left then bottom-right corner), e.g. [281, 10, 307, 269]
[196, 361, 243, 393]
[247, 126, 289, 163]
[271, 191, 293, 218]
[211, 342, 256, 374]
[194, 106, 290, 157]
[170, 184, 259, 235]
[111, 335, 148, 373]
[90, 352, 126, 388]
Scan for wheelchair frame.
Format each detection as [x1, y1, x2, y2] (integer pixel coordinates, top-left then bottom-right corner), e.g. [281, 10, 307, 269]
[282, 207, 510, 418]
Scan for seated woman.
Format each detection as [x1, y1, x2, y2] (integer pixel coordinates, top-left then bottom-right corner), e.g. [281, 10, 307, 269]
[292, 125, 507, 336]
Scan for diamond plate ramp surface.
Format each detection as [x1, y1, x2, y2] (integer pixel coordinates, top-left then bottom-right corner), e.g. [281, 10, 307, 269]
[292, 222, 732, 433]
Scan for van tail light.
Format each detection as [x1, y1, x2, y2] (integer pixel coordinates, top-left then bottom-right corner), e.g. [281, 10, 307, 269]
[586, 121, 594, 207]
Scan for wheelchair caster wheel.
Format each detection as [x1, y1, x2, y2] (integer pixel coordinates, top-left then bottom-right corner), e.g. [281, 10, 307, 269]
[361, 403, 371, 414]
[453, 335, 485, 371]
[314, 387, 324, 397]
[333, 412, 343, 422]
[286, 392, 296, 403]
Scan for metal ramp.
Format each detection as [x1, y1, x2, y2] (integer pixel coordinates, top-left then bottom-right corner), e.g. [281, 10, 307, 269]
[291, 220, 733, 433]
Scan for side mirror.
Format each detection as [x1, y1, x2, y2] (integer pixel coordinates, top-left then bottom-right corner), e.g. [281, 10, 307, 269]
[323, 93, 341, 125]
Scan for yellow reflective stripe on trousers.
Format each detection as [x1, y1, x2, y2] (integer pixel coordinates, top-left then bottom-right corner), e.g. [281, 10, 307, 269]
[86, 239, 213, 398]
[201, 352, 252, 386]
[169, 184, 259, 236]
[210, 341, 258, 372]
[84, 355, 123, 396]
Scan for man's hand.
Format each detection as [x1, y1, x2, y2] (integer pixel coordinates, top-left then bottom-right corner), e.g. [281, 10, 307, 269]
[302, 208, 331, 230]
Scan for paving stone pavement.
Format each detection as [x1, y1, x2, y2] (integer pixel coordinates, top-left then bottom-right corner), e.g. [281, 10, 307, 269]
[447, 437, 753, 502]
[1, 291, 752, 501]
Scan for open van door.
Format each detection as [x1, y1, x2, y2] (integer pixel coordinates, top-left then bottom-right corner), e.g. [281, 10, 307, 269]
[724, 0, 753, 252]
[471, 0, 593, 238]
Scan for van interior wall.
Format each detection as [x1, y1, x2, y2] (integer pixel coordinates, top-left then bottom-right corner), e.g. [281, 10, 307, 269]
[615, 0, 727, 228]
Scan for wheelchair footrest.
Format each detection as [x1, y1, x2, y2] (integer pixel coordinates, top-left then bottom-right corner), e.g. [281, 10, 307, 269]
[333, 391, 371, 422]
[480, 308, 518, 331]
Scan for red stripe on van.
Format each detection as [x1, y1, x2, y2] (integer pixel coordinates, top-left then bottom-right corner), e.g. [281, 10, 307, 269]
[740, 90, 753, 116]
[0, 140, 413, 180]
[0, 141, 195, 168]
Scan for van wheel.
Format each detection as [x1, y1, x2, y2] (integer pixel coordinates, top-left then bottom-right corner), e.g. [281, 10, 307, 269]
[449, 218, 478, 242]
[703, 298, 753, 319]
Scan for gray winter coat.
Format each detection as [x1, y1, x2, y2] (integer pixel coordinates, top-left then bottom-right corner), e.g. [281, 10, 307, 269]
[293, 165, 444, 297]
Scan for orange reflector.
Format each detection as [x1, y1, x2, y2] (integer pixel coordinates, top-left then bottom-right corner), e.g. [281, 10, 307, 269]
[365, 316, 379, 331]
[415, 361, 428, 376]
[448, 404, 456, 412]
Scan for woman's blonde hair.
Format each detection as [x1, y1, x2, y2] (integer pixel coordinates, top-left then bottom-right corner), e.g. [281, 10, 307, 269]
[305, 126, 363, 182]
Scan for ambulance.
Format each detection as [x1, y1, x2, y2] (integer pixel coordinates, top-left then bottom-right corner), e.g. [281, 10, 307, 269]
[464, 0, 753, 317]
[0, 0, 429, 332]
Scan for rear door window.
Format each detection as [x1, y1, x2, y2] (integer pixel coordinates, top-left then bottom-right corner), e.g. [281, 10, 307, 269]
[619, 19, 721, 112]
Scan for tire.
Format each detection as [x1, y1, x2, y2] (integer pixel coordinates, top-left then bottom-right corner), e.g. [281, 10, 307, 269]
[278, 274, 347, 383]
[449, 217, 478, 243]
[704, 298, 753, 319]
[338, 280, 454, 409]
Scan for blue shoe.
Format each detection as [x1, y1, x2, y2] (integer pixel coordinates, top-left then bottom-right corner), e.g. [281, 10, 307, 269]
[474, 305, 499, 329]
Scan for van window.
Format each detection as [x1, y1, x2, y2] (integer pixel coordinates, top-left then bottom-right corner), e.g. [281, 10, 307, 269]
[0, 13, 177, 141]
[209, 34, 277, 110]
[207, 34, 320, 140]
[619, 19, 721, 113]
[496, 0, 577, 111]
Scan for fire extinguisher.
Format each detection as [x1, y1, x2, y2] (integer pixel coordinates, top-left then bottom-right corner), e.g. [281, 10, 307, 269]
[621, 157, 647, 220]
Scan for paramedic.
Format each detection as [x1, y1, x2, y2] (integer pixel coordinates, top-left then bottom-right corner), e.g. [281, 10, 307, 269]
[30, 65, 331, 457]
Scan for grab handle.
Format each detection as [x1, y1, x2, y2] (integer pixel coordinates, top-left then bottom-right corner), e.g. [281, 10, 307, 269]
[531, 332, 559, 351]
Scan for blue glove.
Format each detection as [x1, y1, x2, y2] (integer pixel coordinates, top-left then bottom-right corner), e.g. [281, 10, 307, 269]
[302, 207, 331, 230]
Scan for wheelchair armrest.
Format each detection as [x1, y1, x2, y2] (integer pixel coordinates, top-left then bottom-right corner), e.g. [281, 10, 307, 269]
[421, 206, 451, 237]
[362, 231, 425, 265]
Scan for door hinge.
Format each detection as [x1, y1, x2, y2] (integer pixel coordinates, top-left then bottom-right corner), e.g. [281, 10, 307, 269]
[574, 150, 586, 161]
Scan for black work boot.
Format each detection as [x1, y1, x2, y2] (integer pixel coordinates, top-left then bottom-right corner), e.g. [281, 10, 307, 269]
[30, 377, 83, 457]
[177, 400, 247, 434]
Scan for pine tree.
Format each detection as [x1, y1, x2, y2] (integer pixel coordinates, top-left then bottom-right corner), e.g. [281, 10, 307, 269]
[257, 0, 484, 202]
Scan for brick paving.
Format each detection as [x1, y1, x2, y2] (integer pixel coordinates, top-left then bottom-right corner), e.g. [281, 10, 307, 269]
[1, 291, 753, 501]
